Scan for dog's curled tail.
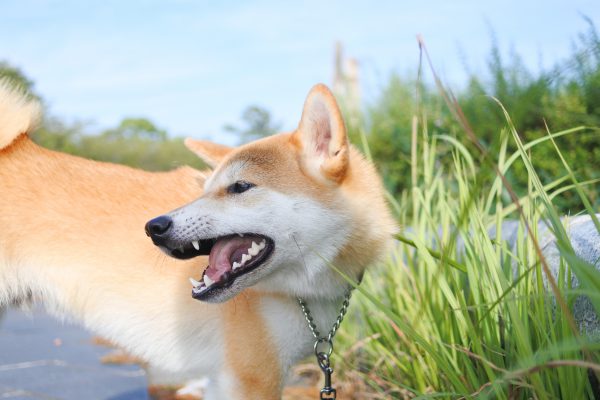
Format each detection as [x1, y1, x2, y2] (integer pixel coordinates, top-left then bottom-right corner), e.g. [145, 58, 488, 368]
[0, 78, 41, 150]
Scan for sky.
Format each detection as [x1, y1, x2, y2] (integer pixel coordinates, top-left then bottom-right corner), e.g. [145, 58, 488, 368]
[1, 0, 599, 145]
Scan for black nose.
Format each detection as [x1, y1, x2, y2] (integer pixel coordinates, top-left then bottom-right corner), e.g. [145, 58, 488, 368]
[145, 215, 173, 238]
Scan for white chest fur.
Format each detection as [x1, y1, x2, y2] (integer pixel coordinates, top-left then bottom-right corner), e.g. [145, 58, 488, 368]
[260, 295, 344, 378]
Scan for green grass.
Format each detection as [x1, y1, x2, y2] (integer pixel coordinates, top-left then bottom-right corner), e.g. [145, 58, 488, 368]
[335, 72, 600, 398]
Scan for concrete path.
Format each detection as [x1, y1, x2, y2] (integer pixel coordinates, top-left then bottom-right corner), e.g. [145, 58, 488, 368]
[0, 308, 149, 400]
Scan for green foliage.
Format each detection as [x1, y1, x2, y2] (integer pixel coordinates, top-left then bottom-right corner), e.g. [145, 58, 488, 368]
[102, 118, 168, 141]
[357, 23, 600, 213]
[224, 105, 281, 144]
[336, 110, 600, 400]
[331, 22, 600, 399]
[31, 118, 206, 171]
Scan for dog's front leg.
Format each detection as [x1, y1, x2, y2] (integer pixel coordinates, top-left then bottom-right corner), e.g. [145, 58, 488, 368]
[207, 293, 283, 399]
[207, 365, 281, 400]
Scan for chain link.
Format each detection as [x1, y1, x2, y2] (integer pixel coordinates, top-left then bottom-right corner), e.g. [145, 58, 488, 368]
[297, 288, 353, 400]
[297, 288, 353, 342]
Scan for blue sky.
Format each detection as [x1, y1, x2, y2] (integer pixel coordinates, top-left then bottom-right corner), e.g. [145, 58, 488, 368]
[1, 1, 599, 145]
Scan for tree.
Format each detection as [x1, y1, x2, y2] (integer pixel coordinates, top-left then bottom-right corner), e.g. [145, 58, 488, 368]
[101, 118, 168, 141]
[224, 105, 281, 143]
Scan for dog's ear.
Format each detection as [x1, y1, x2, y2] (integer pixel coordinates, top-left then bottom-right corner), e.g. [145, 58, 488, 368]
[292, 84, 349, 183]
[184, 138, 233, 168]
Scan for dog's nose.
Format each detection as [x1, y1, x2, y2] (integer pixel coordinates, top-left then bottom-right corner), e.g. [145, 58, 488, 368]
[145, 215, 173, 238]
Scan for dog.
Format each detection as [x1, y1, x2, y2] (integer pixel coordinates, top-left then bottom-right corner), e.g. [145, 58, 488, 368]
[0, 81, 395, 399]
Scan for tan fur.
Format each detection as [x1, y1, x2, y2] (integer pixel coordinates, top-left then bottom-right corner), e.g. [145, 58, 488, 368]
[184, 138, 233, 168]
[223, 292, 281, 399]
[0, 84, 394, 399]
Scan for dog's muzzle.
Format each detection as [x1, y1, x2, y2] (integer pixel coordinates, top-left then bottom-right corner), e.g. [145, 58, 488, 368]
[144, 214, 275, 302]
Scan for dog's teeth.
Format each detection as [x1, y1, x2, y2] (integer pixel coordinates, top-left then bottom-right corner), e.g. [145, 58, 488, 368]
[258, 240, 266, 250]
[241, 254, 251, 264]
[248, 241, 259, 256]
[192, 241, 200, 250]
[238, 233, 244, 238]
[189, 277, 202, 287]
[232, 261, 241, 270]
[204, 275, 215, 287]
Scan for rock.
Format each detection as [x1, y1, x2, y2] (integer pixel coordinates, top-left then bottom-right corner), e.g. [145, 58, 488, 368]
[538, 214, 600, 338]
[491, 214, 600, 338]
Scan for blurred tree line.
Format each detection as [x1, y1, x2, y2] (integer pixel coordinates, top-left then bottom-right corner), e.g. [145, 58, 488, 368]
[1, 22, 598, 212]
[0, 61, 206, 171]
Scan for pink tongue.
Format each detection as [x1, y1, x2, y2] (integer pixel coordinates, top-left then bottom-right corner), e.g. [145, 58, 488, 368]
[206, 236, 256, 282]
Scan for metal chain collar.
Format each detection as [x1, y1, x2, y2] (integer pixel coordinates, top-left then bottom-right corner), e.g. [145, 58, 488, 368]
[297, 288, 353, 399]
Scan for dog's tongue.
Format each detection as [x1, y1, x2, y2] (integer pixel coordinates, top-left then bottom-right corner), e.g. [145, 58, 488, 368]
[206, 236, 255, 282]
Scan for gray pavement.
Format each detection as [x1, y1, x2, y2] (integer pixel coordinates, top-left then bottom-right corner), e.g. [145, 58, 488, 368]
[0, 307, 149, 400]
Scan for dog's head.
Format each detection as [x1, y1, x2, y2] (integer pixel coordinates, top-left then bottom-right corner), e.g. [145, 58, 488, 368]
[146, 84, 395, 302]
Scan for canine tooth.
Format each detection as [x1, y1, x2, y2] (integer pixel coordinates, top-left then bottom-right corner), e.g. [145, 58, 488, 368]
[258, 240, 266, 250]
[232, 261, 241, 270]
[192, 241, 200, 250]
[204, 275, 215, 287]
[189, 277, 202, 287]
[248, 241, 259, 256]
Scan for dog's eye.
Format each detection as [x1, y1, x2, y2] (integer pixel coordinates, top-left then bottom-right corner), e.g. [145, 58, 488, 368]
[227, 181, 256, 194]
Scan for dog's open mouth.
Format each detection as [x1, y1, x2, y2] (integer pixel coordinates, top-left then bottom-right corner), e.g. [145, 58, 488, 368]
[165, 234, 274, 300]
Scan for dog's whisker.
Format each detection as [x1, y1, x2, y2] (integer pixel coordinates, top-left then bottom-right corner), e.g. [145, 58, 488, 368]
[291, 233, 309, 272]
[152, 250, 168, 271]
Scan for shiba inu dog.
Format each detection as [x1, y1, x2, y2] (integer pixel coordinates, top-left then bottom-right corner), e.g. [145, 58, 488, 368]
[0, 81, 394, 399]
